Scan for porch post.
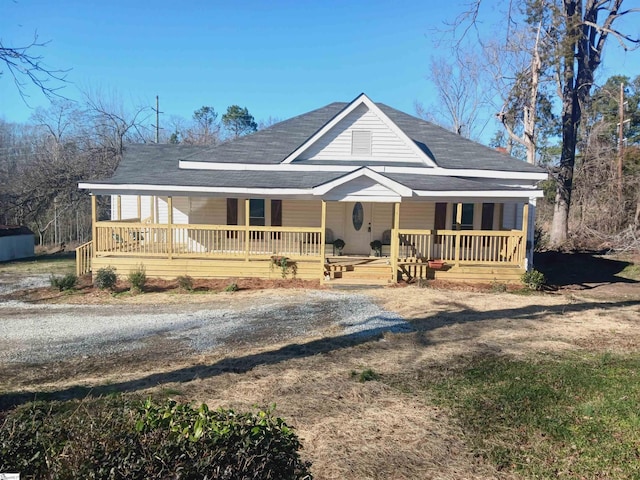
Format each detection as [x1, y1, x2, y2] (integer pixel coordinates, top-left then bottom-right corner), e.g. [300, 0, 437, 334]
[150, 196, 155, 223]
[167, 196, 173, 259]
[117, 195, 122, 220]
[91, 194, 97, 250]
[136, 195, 141, 220]
[391, 202, 400, 283]
[454, 202, 463, 266]
[320, 200, 327, 283]
[522, 200, 530, 269]
[244, 198, 250, 261]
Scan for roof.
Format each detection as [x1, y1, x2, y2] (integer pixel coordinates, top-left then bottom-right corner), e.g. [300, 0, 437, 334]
[0, 225, 34, 238]
[82, 95, 546, 197]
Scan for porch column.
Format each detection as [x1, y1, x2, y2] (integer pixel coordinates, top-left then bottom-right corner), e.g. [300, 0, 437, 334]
[136, 195, 141, 220]
[320, 200, 327, 283]
[454, 202, 463, 266]
[244, 198, 250, 261]
[117, 195, 122, 220]
[522, 200, 530, 269]
[150, 196, 155, 223]
[91, 195, 97, 250]
[167, 196, 173, 259]
[391, 202, 400, 283]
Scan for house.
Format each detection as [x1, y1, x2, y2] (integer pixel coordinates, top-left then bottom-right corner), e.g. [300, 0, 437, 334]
[77, 94, 547, 284]
[0, 225, 35, 262]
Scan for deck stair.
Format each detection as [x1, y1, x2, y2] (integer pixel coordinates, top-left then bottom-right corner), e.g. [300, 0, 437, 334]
[434, 264, 525, 283]
[325, 256, 392, 285]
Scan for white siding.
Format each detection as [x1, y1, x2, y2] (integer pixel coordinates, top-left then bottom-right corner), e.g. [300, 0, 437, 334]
[325, 177, 402, 201]
[156, 197, 189, 224]
[298, 104, 423, 163]
[399, 202, 435, 229]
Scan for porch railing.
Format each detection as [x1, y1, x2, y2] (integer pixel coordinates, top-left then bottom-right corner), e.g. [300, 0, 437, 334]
[94, 222, 323, 259]
[397, 229, 525, 266]
[75, 240, 93, 276]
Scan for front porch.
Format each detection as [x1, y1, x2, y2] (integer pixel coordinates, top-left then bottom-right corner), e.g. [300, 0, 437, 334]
[76, 199, 529, 284]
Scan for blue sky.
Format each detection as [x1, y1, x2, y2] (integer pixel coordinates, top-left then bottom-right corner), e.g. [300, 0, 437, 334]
[2, 0, 639, 142]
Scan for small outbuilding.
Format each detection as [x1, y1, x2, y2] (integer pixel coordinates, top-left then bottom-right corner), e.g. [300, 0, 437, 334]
[0, 225, 35, 262]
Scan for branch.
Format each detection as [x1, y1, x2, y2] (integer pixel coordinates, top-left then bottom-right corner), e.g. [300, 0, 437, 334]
[0, 33, 70, 104]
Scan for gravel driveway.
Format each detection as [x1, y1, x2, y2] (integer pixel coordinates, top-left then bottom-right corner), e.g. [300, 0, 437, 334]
[0, 278, 412, 365]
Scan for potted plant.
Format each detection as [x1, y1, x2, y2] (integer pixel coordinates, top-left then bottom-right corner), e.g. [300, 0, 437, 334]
[333, 238, 345, 256]
[370, 240, 382, 257]
[428, 259, 446, 270]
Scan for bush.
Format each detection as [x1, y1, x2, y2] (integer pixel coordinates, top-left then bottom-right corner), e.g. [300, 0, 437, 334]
[177, 275, 194, 292]
[224, 282, 239, 292]
[0, 397, 312, 480]
[93, 266, 117, 290]
[49, 273, 78, 291]
[128, 265, 147, 293]
[521, 268, 546, 290]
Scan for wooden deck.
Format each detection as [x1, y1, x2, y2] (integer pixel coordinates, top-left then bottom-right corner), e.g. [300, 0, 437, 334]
[77, 220, 529, 284]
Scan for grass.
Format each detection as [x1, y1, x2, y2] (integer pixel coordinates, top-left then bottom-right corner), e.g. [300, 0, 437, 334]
[618, 262, 640, 281]
[404, 352, 640, 479]
[0, 253, 75, 275]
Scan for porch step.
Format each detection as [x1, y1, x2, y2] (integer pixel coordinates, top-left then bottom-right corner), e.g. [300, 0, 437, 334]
[325, 258, 393, 284]
[435, 265, 525, 283]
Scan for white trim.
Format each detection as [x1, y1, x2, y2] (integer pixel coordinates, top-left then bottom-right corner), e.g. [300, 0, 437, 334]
[413, 190, 544, 198]
[311, 168, 413, 197]
[179, 160, 548, 181]
[78, 183, 311, 196]
[280, 93, 437, 166]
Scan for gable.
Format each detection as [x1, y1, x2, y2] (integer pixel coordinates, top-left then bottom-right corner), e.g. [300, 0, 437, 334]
[320, 176, 403, 202]
[284, 94, 435, 166]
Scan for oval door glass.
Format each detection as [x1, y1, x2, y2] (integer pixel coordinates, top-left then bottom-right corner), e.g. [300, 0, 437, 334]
[352, 202, 364, 231]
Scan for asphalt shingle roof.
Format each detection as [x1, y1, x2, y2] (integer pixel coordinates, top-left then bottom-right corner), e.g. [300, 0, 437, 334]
[96, 98, 545, 192]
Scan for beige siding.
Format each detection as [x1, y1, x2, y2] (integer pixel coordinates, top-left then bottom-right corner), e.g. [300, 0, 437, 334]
[371, 203, 393, 241]
[189, 198, 226, 224]
[282, 200, 321, 227]
[399, 202, 435, 229]
[325, 202, 346, 241]
[298, 104, 422, 162]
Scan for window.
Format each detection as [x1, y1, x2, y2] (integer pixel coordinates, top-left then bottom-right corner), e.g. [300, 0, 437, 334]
[351, 130, 371, 156]
[453, 203, 474, 230]
[481, 203, 494, 230]
[249, 199, 265, 226]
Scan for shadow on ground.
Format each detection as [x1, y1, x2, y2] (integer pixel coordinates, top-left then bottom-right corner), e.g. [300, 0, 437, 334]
[535, 250, 637, 288]
[1, 297, 638, 412]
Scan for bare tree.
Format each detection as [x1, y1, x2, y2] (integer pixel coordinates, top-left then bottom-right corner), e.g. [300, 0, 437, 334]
[418, 53, 488, 139]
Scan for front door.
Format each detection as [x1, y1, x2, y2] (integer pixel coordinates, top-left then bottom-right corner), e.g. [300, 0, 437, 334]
[344, 202, 372, 255]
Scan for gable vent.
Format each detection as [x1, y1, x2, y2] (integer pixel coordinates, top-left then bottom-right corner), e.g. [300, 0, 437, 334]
[351, 130, 372, 156]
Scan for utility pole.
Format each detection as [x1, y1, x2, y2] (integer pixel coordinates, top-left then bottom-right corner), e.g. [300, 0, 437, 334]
[152, 95, 163, 143]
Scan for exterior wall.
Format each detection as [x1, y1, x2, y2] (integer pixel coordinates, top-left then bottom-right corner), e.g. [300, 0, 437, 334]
[326, 202, 346, 241]
[298, 104, 422, 162]
[282, 200, 321, 227]
[502, 202, 523, 230]
[189, 198, 226, 224]
[0, 234, 34, 262]
[399, 202, 435, 229]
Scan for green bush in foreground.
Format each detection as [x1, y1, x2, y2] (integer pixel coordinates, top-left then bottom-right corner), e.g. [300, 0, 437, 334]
[127, 265, 147, 293]
[0, 396, 312, 479]
[49, 273, 78, 291]
[521, 268, 545, 290]
[93, 266, 117, 290]
[176, 275, 194, 292]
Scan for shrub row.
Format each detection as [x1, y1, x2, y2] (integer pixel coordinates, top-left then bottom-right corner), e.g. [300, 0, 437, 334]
[0, 396, 312, 479]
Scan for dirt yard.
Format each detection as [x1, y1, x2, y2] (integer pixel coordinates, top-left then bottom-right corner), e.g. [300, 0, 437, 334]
[1, 252, 639, 479]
